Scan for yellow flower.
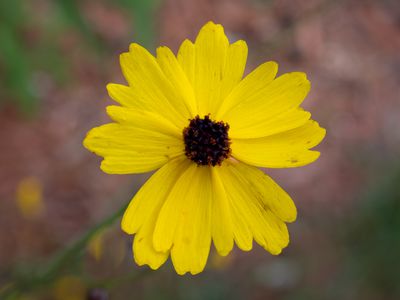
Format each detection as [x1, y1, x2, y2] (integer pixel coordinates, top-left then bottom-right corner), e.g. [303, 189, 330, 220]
[87, 231, 105, 261]
[53, 276, 86, 300]
[16, 177, 44, 219]
[83, 21, 326, 275]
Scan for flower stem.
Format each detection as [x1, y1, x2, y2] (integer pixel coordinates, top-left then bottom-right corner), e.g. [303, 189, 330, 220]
[0, 202, 128, 299]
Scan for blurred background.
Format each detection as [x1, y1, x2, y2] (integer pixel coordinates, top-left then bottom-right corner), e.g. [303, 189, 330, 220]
[0, 0, 399, 299]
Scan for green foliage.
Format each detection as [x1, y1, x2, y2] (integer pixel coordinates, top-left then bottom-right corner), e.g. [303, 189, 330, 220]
[55, 0, 103, 51]
[341, 166, 400, 298]
[116, 0, 160, 48]
[0, 0, 159, 115]
[0, 0, 37, 114]
[0, 203, 128, 299]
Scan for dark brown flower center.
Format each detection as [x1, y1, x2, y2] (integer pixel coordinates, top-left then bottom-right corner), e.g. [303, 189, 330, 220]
[183, 115, 231, 166]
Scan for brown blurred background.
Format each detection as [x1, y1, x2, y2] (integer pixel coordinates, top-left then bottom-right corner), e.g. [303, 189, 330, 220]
[0, 0, 399, 299]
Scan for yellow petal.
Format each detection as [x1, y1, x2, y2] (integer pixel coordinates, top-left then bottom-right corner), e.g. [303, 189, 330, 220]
[229, 162, 297, 223]
[107, 83, 142, 108]
[221, 72, 311, 138]
[171, 166, 213, 275]
[210, 167, 234, 256]
[119, 43, 192, 127]
[216, 61, 278, 118]
[107, 84, 186, 131]
[156, 46, 197, 117]
[152, 164, 197, 252]
[219, 40, 248, 110]
[231, 120, 326, 168]
[177, 39, 195, 84]
[121, 157, 189, 234]
[83, 123, 183, 174]
[229, 108, 311, 139]
[106, 105, 181, 138]
[214, 166, 252, 251]
[153, 164, 212, 275]
[123, 158, 191, 270]
[133, 228, 169, 270]
[178, 22, 248, 116]
[218, 161, 290, 254]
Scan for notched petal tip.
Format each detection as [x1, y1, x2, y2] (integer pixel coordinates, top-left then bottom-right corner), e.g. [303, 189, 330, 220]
[265, 60, 279, 71]
[105, 105, 133, 125]
[82, 133, 91, 150]
[119, 51, 130, 63]
[120, 222, 133, 235]
[216, 249, 232, 257]
[202, 20, 223, 30]
[105, 105, 117, 115]
[156, 45, 172, 56]
[128, 42, 144, 53]
[260, 61, 279, 80]
[267, 245, 285, 256]
[105, 82, 113, 90]
[132, 238, 169, 271]
[119, 43, 154, 70]
[121, 209, 136, 234]
[303, 150, 321, 164]
[284, 206, 298, 224]
[180, 38, 194, 47]
[289, 71, 308, 80]
[231, 39, 247, 46]
[99, 159, 120, 175]
[105, 83, 120, 94]
[106, 83, 127, 104]
[229, 39, 248, 60]
[196, 21, 226, 42]
[305, 120, 327, 150]
[152, 238, 170, 253]
[286, 71, 311, 89]
[236, 240, 253, 252]
[318, 125, 327, 141]
[82, 127, 100, 152]
[172, 262, 207, 276]
[287, 71, 307, 79]
[189, 268, 204, 276]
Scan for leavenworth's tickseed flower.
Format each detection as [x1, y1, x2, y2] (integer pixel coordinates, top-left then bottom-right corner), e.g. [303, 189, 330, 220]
[83, 21, 326, 275]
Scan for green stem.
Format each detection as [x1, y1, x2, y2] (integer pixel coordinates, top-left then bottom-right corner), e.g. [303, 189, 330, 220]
[40, 203, 128, 281]
[94, 268, 151, 290]
[1, 202, 128, 299]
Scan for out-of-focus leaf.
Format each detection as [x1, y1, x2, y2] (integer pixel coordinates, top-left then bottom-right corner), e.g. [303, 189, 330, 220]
[117, 0, 160, 48]
[55, 0, 102, 51]
[0, 0, 24, 28]
[0, 0, 38, 113]
[0, 26, 37, 113]
[336, 165, 400, 298]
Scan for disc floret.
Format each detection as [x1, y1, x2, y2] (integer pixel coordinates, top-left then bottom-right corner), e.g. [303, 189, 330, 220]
[183, 115, 231, 166]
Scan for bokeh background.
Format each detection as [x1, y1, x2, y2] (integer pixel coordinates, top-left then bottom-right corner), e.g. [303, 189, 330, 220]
[1, 0, 399, 299]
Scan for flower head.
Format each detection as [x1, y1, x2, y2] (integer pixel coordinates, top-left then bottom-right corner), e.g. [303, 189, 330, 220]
[83, 21, 326, 275]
